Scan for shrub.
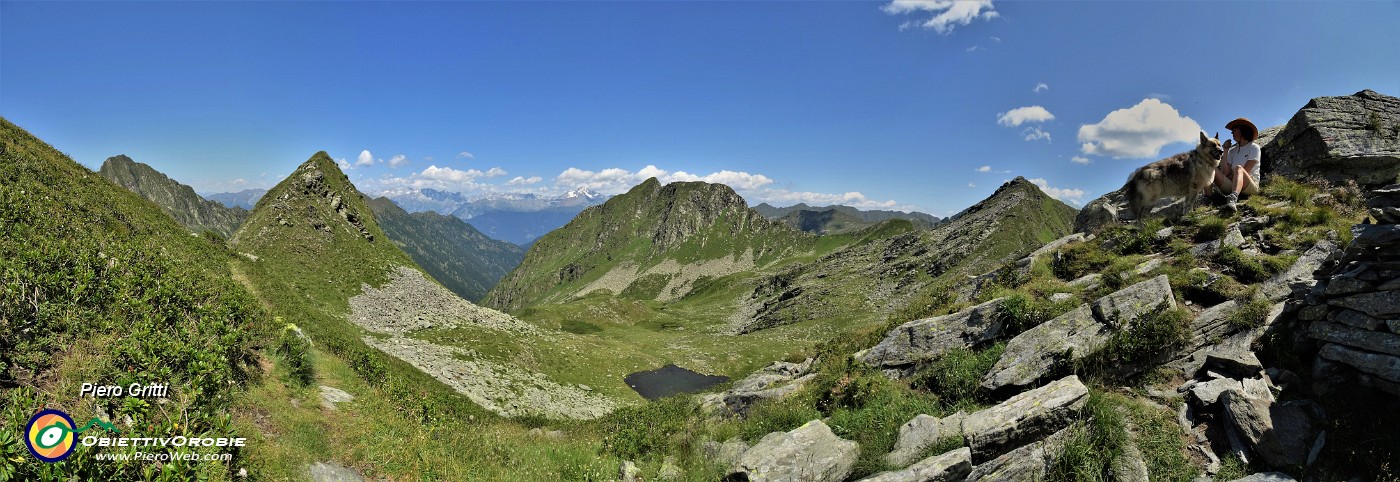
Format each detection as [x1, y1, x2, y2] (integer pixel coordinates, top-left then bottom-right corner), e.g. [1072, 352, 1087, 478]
[275, 321, 315, 387]
[1047, 391, 1127, 481]
[1080, 303, 1189, 378]
[909, 342, 1005, 408]
[600, 396, 701, 460]
[1053, 241, 1113, 281]
[1193, 216, 1229, 243]
[1227, 296, 1273, 330]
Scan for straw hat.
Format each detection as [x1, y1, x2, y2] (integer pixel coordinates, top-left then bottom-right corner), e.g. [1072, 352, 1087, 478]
[1225, 118, 1259, 142]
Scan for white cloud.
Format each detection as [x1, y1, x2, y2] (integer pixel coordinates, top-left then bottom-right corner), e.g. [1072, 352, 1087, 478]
[976, 165, 992, 173]
[968, 182, 976, 188]
[356, 150, 375, 167]
[1077, 98, 1203, 158]
[1147, 92, 1172, 101]
[1022, 127, 1051, 142]
[420, 165, 488, 182]
[990, 36, 1001, 42]
[966, 45, 982, 52]
[882, 0, 998, 35]
[1028, 178, 1086, 206]
[457, 151, 475, 159]
[484, 167, 507, 178]
[748, 188, 902, 210]
[336, 158, 350, 170]
[997, 106, 1055, 127]
[388, 154, 408, 168]
[507, 176, 543, 186]
[1071, 156, 1091, 165]
[1034, 82, 1049, 93]
[556, 165, 774, 193]
[232, 178, 247, 186]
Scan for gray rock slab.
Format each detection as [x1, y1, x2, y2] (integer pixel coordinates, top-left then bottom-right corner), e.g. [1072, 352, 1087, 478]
[1308, 321, 1400, 356]
[963, 375, 1088, 463]
[981, 305, 1106, 392]
[1191, 378, 1243, 406]
[1111, 441, 1150, 482]
[966, 427, 1071, 482]
[730, 419, 859, 482]
[1228, 473, 1297, 482]
[1263, 240, 1339, 301]
[1329, 289, 1400, 318]
[1092, 275, 1175, 328]
[319, 386, 354, 410]
[1222, 390, 1324, 469]
[1319, 343, 1400, 383]
[1329, 308, 1385, 330]
[1264, 89, 1400, 186]
[886, 411, 968, 468]
[860, 447, 972, 482]
[1205, 349, 1264, 378]
[308, 462, 364, 482]
[861, 298, 1006, 368]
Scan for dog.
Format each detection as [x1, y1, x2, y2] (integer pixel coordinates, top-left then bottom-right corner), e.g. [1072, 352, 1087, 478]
[1123, 132, 1225, 220]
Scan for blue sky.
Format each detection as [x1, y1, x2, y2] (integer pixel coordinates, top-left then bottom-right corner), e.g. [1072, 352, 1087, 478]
[2, 1, 1396, 216]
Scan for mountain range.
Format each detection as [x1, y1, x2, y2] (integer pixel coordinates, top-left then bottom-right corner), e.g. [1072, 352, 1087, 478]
[753, 202, 941, 232]
[384, 187, 610, 245]
[205, 188, 267, 210]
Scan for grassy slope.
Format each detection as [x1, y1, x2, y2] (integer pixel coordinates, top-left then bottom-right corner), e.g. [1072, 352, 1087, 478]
[483, 178, 816, 312]
[0, 118, 266, 481]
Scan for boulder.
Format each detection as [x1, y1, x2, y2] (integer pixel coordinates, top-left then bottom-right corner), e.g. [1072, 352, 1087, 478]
[861, 298, 1006, 368]
[1074, 189, 1125, 234]
[1328, 308, 1384, 330]
[1221, 390, 1326, 469]
[886, 412, 967, 468]
[1263, 89, 1400, 187]
[703, 359, 816, 416]
[1190, 225, 1247, 258]
[1319, 343, 1400, 383]
[1262, 240, 1340, 301]
[1190, 378, 1243, 406]
[729, 420, 859, 482]
[963, 375, 1088, 462]
[981, 305, 1107, 392]
[1028, 233, 1093, 259]
[859, 447, 972, 482]
[1228, 473, 1297, 482]
[1308, 321, 1400, 356]
[702, 437, 751, 467]
[619, 460, 641, 482]
[1328, 289, 1400, 318]
[319, 386, 354, 410]
[983, 276, 1173, 391]
[308, 462, 364, 482]
[1091, 274, 1175, 328]
[1204, 350, 1264, 379]
[965, 427, 1071, 482]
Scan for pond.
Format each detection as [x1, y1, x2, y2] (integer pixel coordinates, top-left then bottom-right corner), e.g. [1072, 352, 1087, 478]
[624, 364, 729, 400]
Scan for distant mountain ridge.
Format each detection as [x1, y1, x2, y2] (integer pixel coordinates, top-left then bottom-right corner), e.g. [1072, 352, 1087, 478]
[205, 188, 268, 210]
[97, 155, 248, 238]
[385, 187, 610, 245]
[753, 202, 940, 233]
[366, 196, 526, 302]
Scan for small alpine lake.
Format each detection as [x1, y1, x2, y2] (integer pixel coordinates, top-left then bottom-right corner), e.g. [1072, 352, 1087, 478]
[624, 364, 729, 400]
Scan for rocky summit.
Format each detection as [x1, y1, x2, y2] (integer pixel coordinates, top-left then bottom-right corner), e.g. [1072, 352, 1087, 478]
[98, 154, 248, 238]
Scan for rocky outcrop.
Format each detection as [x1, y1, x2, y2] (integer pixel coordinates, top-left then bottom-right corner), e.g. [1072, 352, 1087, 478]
[1299, 187, 1400, 398]
[859, 298, 1006, 369]
[962, 375, 1089, 463]
[859, 447, 971, 482]
[701, 359, 817, 416]
[319, 385, 354, 410]
[1264, 90, 1400, 187]
[1221, 391, 1327, 468]
[982, 276, 1174, 392]
[728, 420, 859, 482]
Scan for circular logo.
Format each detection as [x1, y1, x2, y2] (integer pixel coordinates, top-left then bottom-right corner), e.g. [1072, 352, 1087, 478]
[25, 409, 77, 463]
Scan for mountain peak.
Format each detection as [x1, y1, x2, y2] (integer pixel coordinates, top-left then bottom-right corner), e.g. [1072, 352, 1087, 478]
[231, 151, 380, 247]
[97, 154, 247, 238]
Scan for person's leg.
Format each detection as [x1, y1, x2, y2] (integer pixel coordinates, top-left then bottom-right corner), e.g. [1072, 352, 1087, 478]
[1232, 166, 1250, 195]
[1211, 164, 1233, 195]
[1240, 171, 1260, 196]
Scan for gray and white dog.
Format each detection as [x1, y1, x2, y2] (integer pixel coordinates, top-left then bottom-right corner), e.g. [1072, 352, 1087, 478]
[1124, 132, 1225, 220]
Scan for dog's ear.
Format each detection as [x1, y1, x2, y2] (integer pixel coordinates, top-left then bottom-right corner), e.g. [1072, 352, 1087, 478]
[1200, 131, 1210, 144]
[1214, 132, 1220, 141]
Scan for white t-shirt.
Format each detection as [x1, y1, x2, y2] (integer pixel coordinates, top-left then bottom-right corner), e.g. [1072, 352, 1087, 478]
[1225, 142, 1262, 182]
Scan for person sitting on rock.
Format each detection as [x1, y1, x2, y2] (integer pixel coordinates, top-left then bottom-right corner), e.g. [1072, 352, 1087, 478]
[1209, 117, 1263, 212]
